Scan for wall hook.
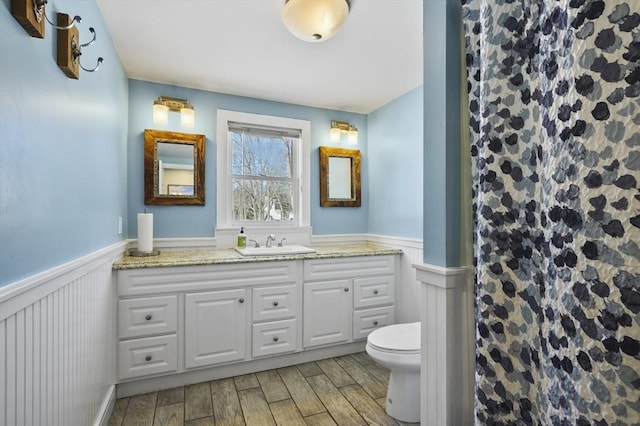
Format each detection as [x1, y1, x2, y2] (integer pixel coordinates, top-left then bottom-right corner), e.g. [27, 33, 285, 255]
[57, 14, 104, 79]
[76, 28, 104, 72]
[11, 0, 79, 38]
[34, 0, 81, 29]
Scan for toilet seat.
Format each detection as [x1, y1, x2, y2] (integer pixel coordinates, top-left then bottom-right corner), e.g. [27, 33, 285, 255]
[367, 322, 420, 353]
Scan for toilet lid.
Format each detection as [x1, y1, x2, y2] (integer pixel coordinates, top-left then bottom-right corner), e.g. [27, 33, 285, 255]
[367, 322, 421, 352]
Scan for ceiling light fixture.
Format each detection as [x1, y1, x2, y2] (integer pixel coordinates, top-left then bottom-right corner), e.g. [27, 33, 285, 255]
[330, 120, 358, 145]
[281, 0, 350, 42]
[152, 96, 195, 128]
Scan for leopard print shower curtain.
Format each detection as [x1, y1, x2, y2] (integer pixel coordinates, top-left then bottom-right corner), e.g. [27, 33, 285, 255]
[463, 0, 639, 424]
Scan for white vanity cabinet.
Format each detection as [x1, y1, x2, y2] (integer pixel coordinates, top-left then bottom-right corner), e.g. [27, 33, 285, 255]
[303, 255, 396, 349]
[114, 250, 399, 392]
[116, 260, 301, 381]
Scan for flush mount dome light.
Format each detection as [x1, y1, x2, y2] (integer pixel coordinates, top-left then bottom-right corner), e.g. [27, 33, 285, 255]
[282, 0, 350, 42]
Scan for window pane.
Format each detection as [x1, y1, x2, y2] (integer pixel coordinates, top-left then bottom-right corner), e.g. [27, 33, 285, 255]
[233, 179, 294, 222]
[231, 132, 293, 178]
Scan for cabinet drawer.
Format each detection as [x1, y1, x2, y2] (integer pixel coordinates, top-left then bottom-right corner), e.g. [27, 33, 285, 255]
[252, 319, 297, 358]
[253, 285, 297, 322]
[353, 276, 394, 309]
[304, 256, 395, 281]
[353, 306, 394, 340]
[118, 334, 177, 380]
[118, 295, 178, 339]
[118, 261, 298, 296]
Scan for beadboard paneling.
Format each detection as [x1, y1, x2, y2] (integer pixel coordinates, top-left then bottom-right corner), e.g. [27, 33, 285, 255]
[367, 235, 423, 323]
[0, 243, 125, 426]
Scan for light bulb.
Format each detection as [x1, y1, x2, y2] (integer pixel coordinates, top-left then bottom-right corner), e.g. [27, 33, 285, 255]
[181, 106, 195, 128]
[152, 101, 169, 125]
[330, 127, 341, 143]
[347, 128, 358, 145]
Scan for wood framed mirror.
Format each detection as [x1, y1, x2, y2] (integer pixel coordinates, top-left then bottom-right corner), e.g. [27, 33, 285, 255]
[144, 129, 206, 205]
[319, 146, 361, 207]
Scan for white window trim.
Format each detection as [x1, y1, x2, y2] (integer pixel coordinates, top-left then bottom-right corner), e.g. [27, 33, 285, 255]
[216, 109, 311, 246]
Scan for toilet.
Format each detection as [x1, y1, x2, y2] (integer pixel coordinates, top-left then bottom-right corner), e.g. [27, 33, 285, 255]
[366, 322, 421, 423]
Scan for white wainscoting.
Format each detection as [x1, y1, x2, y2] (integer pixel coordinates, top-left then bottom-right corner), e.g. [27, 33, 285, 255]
[0, 242, 126, 426]
[313, 233, 424, 323]
[0, 234, 419, 425]
[414, 263, 474, 426]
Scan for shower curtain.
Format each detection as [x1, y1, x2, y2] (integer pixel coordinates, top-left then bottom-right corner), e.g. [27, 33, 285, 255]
[463, 0, 639, 424]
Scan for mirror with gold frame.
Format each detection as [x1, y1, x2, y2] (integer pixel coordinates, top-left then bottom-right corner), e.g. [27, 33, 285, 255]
[144, 129, 206, 205]
[319, 146, 361, 207]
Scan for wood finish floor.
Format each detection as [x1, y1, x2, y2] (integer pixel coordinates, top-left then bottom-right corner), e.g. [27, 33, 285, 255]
[108, 352, 419, 426]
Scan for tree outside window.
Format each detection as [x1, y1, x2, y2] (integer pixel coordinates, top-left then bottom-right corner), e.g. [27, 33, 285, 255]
[231, 131, 298, 223]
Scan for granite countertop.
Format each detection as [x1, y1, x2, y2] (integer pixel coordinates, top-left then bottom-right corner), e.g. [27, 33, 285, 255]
[113, 243, 402, 270]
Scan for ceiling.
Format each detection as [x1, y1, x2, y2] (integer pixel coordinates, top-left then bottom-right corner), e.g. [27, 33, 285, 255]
[95, 0, 423, 114]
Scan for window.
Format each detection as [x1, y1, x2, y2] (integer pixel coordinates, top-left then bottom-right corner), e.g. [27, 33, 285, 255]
[230, 124, 298, 223]
[217, 110, 311, 231]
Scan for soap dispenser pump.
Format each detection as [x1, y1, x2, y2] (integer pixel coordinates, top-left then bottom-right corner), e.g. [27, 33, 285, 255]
[237, 227, 246, 248]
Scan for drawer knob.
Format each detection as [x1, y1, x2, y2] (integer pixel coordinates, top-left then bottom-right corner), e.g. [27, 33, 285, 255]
[273, 301, 279, 307]
[273, 336, 279, 342]
[239, 298, 245, 303]
[373, 290, 379, 295]
[145, 314, 152, 321]
[145, 355, 152, 362]
[344, 287, 349, 292]
[373, 321, 379, 326]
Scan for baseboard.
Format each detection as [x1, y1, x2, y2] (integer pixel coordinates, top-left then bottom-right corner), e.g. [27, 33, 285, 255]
[117, 341, 366, 398]
[95, 385, 116, 426]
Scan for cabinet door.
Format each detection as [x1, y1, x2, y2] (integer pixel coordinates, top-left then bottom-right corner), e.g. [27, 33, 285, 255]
[185, 289, 247, 369]
[303, 280, 352, 348]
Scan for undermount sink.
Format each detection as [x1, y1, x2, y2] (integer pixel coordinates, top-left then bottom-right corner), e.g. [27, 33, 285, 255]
[235, 245, 316, 256]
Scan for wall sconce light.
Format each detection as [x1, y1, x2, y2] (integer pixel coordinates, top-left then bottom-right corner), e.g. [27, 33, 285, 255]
[152, 96, 195, 128]
[330, 120, 358, 145]
[12, 0, 81, 38]
[281, 0, 350, 42]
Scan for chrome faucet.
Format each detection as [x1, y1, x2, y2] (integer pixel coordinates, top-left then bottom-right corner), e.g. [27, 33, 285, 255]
[266, 234, 276, 248]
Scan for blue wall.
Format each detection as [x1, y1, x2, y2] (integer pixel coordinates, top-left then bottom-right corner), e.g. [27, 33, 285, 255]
[368, 86, 423, 239]
[128, 80, 368, 237]
[0, 1, 431, 287]
[0, 0, 129, 286]
[422, 0, 463, 266]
